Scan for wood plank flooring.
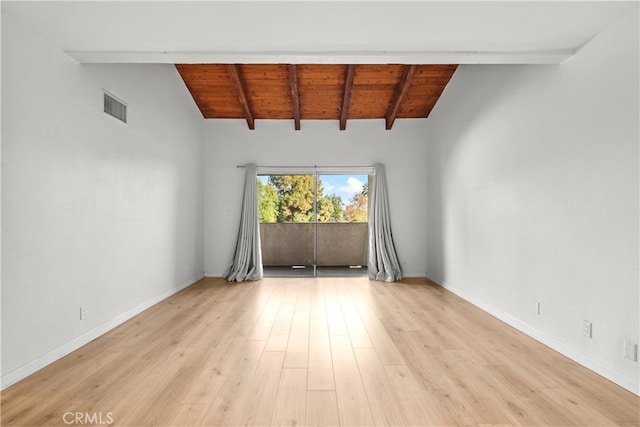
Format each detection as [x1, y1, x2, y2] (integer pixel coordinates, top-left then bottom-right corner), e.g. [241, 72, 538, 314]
[1, 277, 638, 426]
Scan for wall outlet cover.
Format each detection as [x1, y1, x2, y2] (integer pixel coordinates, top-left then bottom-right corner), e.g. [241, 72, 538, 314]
[623, 340, 638, 362]
[583, 320, 592, 338]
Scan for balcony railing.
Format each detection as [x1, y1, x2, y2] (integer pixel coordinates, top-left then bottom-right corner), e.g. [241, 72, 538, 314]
[260, 222, 368, 267]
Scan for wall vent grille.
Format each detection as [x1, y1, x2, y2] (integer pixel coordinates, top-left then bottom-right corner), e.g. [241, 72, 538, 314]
[103, 91, 127, 123]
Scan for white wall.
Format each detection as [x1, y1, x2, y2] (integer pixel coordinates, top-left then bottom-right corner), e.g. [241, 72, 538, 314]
[427, 10, 639, 393]
[1, 12, 204, 385]
[202, 119, 429, 277]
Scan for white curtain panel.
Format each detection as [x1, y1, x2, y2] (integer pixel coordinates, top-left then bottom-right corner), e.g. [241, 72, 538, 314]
[225, 164, 263, 282]
[368, 163, 403, 282]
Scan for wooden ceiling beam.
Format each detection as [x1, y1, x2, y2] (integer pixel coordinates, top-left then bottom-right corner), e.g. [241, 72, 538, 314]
[228, 64, 255, 130]
[340, 64, 356, 131]
[385, 64, 416, 130]
[177, 63, 457, 127]
[288, 64, 301, 131]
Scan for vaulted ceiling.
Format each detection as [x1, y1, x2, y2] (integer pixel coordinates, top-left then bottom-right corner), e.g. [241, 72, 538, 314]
[3, 1, 635, 131]
[4, 2, 635, 64]
[176, 64, 458, 130]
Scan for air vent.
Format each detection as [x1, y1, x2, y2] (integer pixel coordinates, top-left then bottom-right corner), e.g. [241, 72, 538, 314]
[103, 91, 127, 123]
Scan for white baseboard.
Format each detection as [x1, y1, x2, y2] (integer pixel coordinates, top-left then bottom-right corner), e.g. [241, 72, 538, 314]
[403, 271, 428, 278]
[1, 275, 203, 390]
[426, 274, 639, 396]
[204, 270, 225, 278]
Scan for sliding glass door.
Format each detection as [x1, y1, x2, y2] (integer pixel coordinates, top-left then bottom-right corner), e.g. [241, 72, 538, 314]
[258, 171, 369, 277]
[258, 174, 316, 276]
[315, 174, 368, 277]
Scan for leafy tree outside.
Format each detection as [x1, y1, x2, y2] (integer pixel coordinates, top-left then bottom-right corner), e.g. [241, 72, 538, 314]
[257, 181, 278, 223]
[327, 194, 345, 222]
[269, 175, 315, 222]
[345, 192, 368, 222]
[257, 175, 367, 224]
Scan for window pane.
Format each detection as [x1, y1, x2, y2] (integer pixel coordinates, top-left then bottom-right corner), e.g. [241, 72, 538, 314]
[258, 174, 315, 269]
[317, 174, 368, 223]
[258, 174, 315, 223]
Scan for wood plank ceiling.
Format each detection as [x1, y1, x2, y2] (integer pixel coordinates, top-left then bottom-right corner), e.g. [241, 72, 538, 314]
[176, 64, 458, 130]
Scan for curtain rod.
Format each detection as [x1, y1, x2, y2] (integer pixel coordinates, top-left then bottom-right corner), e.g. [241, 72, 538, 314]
[236, 164, 374, 169]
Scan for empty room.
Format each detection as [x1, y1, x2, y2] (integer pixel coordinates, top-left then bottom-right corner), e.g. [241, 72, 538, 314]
[1, 1, 639, 426]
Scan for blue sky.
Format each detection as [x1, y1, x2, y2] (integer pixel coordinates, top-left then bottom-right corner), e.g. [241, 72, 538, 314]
[319, 175, 366, 205]
[258, 174, 366, 206]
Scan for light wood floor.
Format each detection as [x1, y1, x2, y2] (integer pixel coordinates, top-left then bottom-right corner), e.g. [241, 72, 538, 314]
[2, 277, 638, 426]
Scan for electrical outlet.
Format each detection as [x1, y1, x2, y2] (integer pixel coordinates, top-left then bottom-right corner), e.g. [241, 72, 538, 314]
[583, 320, 592, 338]
[623, 340, 638, 362]
[80, 306, 87, 320]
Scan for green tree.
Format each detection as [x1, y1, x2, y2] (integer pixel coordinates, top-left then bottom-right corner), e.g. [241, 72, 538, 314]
[345, 186, 368, 222]
[260, 175, 348, 223]
[326, 194, 345, 222]
[257, 181, 278, 223]
[269, 175, 315, 222]
[316, 196, 335, 223]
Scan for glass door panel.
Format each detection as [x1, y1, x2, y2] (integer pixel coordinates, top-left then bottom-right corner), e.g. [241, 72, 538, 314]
[315, 174, 369, 277]
[257, 172, 371, 277]
[258, 174, 316, 277]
